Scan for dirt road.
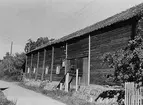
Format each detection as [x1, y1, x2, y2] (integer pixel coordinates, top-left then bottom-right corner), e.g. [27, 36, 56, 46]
[0, 80, 66, 105]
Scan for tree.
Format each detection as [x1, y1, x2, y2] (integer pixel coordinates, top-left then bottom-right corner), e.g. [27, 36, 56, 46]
[13, 52, 26, 70]
[0, 52, 26, 81]
[24, 39, 36, 53]
[24, 37, 55, 53]
[102, 19, 143, 85]
[35, 37, 49, 47]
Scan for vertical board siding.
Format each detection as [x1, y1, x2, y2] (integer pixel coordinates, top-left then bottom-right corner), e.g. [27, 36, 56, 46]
[31, 53, 37, 79]
[25, 55, 30, 77]
[37, 50, 44, 79]
[44, 48, 52, 80]
[35, 52, 40, 80]
[50, 47, 54, 81]
[90, 25, 132, 85]
[125, 82, 143, 105]
[26, 55, 31, 78]
[41, 49, 46, 80]
[25, 56, 28, 76]
[39, 51, 44, 68]
[67, 37, 89, 86]
[52, 45, 66, 81]
[27, 55, 31, 68]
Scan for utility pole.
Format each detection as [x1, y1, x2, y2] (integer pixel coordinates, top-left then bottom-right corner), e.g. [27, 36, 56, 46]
[10, 41, 13, 56]
[9, 41, 13, 72]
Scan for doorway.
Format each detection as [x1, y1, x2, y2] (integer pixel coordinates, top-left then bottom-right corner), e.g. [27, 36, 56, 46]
[68, 57, 88, 86]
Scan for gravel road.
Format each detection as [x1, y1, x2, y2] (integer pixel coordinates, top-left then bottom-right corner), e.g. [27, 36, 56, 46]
[0, 80, 66, 105]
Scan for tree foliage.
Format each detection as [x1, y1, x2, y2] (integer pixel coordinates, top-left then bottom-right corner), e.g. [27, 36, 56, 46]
[24, 39, 36, 53]
[24, 37, 55, 53]
[0, 52, 26, 81]
[103, 19, 143, 85]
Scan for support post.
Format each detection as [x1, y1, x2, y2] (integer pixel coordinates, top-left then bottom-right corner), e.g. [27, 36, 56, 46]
[41, 49, 46, 80]
[50, 46, 54, 82]
[88, 35, 91, 85]
[30, 54, 33, 79]
[60, 83, 63, 90]
[35, 52, 39, 80]
[24, 55, 27, 79]
[76, 69, 79, 91]
[65, 73, 69, 92]
[65, 43, 68, 74]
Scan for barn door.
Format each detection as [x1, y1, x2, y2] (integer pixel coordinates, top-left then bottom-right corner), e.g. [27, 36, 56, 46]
[80, 57, 88, 86]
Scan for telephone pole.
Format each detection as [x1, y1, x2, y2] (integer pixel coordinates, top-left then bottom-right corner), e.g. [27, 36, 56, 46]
[10, 41, 13, 55]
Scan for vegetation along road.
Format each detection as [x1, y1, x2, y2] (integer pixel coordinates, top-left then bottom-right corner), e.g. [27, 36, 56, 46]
[0, 80, 65, 105]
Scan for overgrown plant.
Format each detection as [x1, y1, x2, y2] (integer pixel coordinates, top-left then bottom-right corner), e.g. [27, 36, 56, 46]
[0, 52, 26, 81]
[103, 19, 143, 85]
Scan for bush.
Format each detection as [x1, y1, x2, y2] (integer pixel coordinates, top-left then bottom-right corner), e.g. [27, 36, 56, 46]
[103, 35, 143, 85]
[0, 91, 16, 105]
[0, 52, 25, 82]
[102, 18, 143, 85]
[3, 70, 22, 81]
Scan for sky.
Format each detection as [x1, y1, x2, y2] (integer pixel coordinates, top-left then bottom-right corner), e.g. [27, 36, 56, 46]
[0, 0, 143, 59]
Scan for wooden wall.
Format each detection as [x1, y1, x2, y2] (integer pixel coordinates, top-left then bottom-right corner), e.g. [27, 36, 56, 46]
[44, 48, 52, 80]
[90, 25, 132, 85]
[31, 52, 38, 78]
[67, 37, 89, 59]
[67, 37, 89, 85]
[52, 45, 66, 81]
[37, 50, 44, 79]
[26, 54, 31, 77]
[25, 19, 136, 86]
[27, 54, 31, 68]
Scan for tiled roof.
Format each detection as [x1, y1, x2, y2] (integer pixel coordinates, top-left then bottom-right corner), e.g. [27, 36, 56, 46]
[27, 2, 143, 54]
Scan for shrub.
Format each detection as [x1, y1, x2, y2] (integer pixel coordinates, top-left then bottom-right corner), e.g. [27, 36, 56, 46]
[0, 52, 25, 82]
[0, 91, 16, 105]
[103, 35, 143, 85]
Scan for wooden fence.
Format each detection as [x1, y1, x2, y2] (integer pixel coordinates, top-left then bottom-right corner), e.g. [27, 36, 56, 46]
[125, 82, 143, 105]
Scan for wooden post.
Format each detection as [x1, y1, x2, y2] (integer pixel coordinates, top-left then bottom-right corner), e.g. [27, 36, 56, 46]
[30, 54, 33, 79]
[25, 55, 27, 78]
[41, 49, 46, 80]
[65, 73, 69, 92]
[65, 43, 68, 74]
[50, 46, 54, 82]
[88, 35, 91, 85]
[60, 83, 63, 90]
[35, 52, 39, 80]
[125, 82, 135, 105]
[76, 69, 79, 91]
[125, 82, 128, 105]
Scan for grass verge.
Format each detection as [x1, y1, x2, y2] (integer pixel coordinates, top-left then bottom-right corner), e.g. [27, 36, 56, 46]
[19, 82, 95, 105]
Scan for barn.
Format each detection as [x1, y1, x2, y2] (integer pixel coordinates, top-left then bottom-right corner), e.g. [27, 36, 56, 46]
[25, 3, 143, 88]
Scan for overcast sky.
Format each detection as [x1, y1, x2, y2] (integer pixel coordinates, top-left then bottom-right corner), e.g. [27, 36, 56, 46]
[0, 0, 143, 59]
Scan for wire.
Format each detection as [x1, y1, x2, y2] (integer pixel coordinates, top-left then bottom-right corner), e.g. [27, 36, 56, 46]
[72, 0, 96, 17]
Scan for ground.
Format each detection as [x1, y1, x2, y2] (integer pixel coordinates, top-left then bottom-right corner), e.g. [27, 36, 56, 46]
[0, 80, 66, 105]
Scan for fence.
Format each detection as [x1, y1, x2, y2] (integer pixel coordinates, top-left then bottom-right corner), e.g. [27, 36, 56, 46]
[125, 82, 143, 105]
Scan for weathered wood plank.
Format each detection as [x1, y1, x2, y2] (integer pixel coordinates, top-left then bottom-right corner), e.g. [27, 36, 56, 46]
[67, 37, 89, 59]
[30, 54, 33, 79]
[90, 24, 132, 85]
[88, 35, 90, 85]
[25, 55, 28, 77]
[50, 46, 54, 82]
[35, 52, 39, 80]
[41, 49, 46, 80]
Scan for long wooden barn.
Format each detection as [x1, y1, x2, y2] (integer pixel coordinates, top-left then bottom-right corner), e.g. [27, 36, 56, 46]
[25, 3, 143, 87]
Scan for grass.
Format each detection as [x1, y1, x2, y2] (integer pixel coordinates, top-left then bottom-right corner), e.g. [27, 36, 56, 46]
[19, 82, 95, 105]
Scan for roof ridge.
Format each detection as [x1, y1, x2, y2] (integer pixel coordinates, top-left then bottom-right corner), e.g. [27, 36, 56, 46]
[27, 2, 143, 54]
